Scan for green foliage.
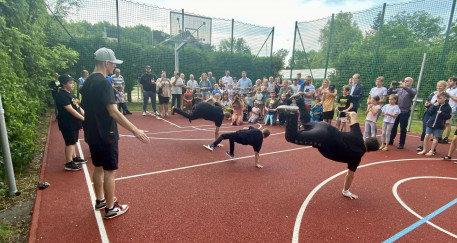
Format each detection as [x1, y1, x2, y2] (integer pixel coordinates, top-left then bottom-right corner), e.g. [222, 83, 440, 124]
[0, 222, 18, 242]
[218, 38, 252, 55]
[0, 0, 78, 180]
[294, 8, 454, 115]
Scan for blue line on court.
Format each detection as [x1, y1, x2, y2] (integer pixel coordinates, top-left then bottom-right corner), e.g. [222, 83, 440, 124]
[384, 198, 457, 243]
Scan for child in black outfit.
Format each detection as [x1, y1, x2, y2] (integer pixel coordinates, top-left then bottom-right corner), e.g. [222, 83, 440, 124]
[203, 127, 270, 168]
[54, 75, 87, 171]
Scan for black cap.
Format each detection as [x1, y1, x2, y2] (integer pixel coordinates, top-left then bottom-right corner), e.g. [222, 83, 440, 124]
[58, 74, 74, 85]
[329, 84, 335, 91]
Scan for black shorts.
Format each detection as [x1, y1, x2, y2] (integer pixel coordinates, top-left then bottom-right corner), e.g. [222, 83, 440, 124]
[322, 111, 334, 120]
[454, 129, 457, 136]
[61, 129, 79, 146]
[158, 96, 170, 104]
[88, 141, 119, 170]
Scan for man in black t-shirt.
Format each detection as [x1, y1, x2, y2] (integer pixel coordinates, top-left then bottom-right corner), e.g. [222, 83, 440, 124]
[55, 74, 86, 171]
[173, 102, 225, 139]
[81, 47, 150, 219]
[139, 65, 158, 116]
[277, 95, 379, 199]
[203, 127, 270, 168]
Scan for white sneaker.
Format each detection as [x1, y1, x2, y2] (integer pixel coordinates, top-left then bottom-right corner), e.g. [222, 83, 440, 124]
[154, 111, 159, 116]
[142, 112, 146, 116]
[276, 105, 299, 113]
[203, 144, 214, 151]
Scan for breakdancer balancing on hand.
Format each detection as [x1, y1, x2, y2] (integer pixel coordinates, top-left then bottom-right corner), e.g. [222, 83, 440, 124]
[172, 97, 228, 140]
[203, 126, 270, 168]
[277, 94, 379, 199]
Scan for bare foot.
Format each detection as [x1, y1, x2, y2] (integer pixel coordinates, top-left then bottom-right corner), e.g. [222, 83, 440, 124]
[255, 164, 263, 168]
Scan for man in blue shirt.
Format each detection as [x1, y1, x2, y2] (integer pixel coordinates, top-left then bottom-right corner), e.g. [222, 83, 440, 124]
[299, 75, 315, 110]
[237, 71, 252, 95]
[296, 73, 304, 86]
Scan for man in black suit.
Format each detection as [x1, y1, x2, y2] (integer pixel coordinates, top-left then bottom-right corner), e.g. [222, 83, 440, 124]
[350, 73, 364, 113]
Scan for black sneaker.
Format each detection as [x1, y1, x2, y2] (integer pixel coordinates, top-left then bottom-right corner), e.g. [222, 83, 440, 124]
[203, 144, 214, 151]
[95, 197, 118, 210]
[226, 151, 234, 158]
[64, 161, 81, 171]
[104, 202, 129, 219]
[416, 145, 423, 151]
[73, 156, 87, 164]
[397, 144, 404, 149]
[440, 137, 449, 144]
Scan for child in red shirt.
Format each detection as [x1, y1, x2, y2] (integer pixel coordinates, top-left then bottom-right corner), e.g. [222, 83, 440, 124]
[183, 87, 193, 114]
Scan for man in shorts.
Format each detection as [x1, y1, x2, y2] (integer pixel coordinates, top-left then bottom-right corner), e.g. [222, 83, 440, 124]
[277, 94, 379, 199]
[203, 127, 270, 168]
[81, 47, 150, 219]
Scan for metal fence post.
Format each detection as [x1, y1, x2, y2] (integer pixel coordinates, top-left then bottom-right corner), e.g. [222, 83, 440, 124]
[371, 3, 386, 83]
[0, 94, 20, 196]
[324, 14, 334, 80]
[408, 53, 427, 132]
[436, 0, 456, 80]
[290, 21, 298, 80]
[231, 19, 234, 72]
[269, 27, 274, 77]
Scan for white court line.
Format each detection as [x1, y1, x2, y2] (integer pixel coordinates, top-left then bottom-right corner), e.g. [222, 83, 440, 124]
[147, 111, 182, 128]
[115, 146, 310, 181]
[76, 141, 109, 243]
[291, 158, 441, 243]
[392, 176, 457, 239]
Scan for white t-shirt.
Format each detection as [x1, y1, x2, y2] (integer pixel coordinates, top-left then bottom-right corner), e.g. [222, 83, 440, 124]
[171, 77, 184, 94]
[382, 104, 401, 123]
[222, 76, 233, 88]
[446, 86, 457, 112]
[366, 104, 381, 123]
[369, 87, 388, 103]
[187, 80, 198, 91]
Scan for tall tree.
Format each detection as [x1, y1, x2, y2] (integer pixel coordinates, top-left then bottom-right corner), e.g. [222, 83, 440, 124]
[319, 12, 363, 65]
[389, 11, 443, 43]
[218, 37, 251, 54]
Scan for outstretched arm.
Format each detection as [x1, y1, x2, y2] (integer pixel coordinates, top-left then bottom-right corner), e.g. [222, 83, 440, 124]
[107, 104, 149, 143]
[254, 152, 262, 168]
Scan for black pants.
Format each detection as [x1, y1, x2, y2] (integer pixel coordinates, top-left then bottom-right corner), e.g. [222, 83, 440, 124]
[117, 103, 130, 113]
[285, 98, 320, 146]
[173, 103, 223, 127]
[389, 110, 411, 145]
[171, 94, 182, 109]
[143, 91, 156, 112]
[211, 132, 239, 156]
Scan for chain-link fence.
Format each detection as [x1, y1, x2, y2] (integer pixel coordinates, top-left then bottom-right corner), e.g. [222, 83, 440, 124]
[46, 0, 275, 102]
[290, 0, 456, 120]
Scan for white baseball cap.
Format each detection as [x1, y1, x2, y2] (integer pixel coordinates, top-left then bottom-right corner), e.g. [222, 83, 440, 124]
[94, 47, 123, 64]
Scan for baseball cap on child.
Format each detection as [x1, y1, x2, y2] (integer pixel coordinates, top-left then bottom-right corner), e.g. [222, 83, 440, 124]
[58, 74, 74, 85]
[94, 47, 123, 64]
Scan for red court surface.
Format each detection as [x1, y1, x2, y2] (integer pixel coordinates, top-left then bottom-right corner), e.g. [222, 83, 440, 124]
[29, 112, 457, 242]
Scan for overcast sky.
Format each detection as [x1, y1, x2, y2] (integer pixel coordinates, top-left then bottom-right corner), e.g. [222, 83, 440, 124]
[138, 0, 407, 54]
